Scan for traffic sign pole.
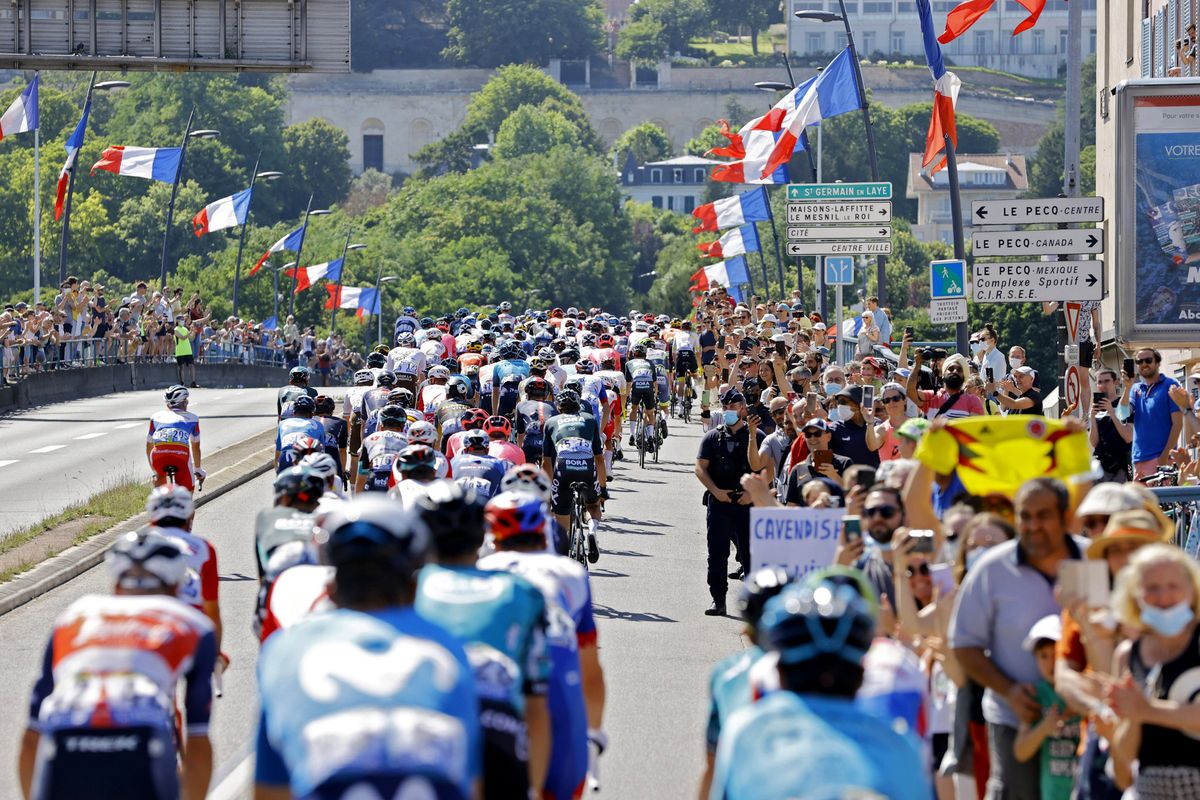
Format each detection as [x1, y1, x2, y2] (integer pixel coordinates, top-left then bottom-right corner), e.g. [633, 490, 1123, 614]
[945, 136, 970, 356]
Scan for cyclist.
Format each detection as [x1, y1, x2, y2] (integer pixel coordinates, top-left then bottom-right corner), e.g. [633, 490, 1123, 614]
[710, 569, 930, 800]
[414, 485, 552, 797]
[386, 331, 427, 395]
[300, 452, 348, 517]
[498, 464, 568, 557]
[341, 369, 375, 475]
[254, 466, 324, 581]
[397, 421, 450, 477]
[277, 366, 317, 419]
[255, 497, 481, 800]
[645, 335, 672, 442]
[274, 394, 325, 471]
[484, 415, 526, 467]
[478, 491, 607, 800]
[433, 377, 473, 440]
[394, 305, 421, 338]
[312, 394, 348, 486]
[355, 404, 409, 493]
[623, 345, 660, 453]
[672, 320, 699, 415]
[389, 443, 454, 509]
[417, 364, 451, 412]
[146, 384, 204, 492]
[21, 529, 216, 800]
[542, 389, 605, 564]
[449, 429, 507, 498]
[515, 377, 557, 464]
[446, 407, 490, 460]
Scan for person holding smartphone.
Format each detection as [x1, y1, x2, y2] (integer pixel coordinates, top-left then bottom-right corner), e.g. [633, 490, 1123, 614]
[1117, 348, 1183, 480]
[782, 419, 851, 506]
[1090, 368, 1133, 483]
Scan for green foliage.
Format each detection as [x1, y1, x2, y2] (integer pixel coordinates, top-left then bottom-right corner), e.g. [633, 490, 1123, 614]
[442, 0, 604, 67]
[612, 123, 674, 166]
[342, 170, 397, 217]
[705, 0, 779, 55]
[615, 18, 668, 65]
[1027, 55, 1097, 197]
[280, 119, 354, 215]
[685, 124, 726, 157]
[493, 106, 582, 159]
[621, 0, 711, 57]
[352, 0, 448, 70]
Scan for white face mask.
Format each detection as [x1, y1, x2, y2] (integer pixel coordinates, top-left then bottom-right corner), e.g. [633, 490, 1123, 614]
[834, 404, 855, 421]
[1009, 357, 1024, 369]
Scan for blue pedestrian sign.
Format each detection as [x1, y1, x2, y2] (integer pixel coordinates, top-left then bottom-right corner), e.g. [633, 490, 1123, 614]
[825, 256, 855, 286]
[930, 259, 967, 300]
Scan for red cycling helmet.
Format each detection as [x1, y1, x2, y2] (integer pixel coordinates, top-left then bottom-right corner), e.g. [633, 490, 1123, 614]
[484, 415, 512, 438]
[459, 408, 489, 429]
[292, 436, 324, 457]
[597, 333, 615, 348]
[485, 491, 548, 542]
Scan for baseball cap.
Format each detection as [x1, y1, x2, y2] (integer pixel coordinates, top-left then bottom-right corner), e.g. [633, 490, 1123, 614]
[720, 388, 746, 405]
[802, 418, 830, 433]
[761, 314, 778, 324]
[1022, 614, 1063, 651]
[1013, 365, 1037, 377]
[835, 385, 865, 406]
[813, 322, 827, 331]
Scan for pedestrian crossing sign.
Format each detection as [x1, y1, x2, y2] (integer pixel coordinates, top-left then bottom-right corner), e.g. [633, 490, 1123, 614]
[930, 259, 967, 300]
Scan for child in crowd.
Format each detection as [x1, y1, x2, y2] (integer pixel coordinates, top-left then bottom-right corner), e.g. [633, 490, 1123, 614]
[1014, 615, 1081, 800]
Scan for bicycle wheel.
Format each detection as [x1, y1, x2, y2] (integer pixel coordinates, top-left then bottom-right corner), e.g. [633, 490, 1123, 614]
[637, 418, 646, 469]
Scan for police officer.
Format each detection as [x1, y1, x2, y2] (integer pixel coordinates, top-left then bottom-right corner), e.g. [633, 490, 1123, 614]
[694, 388, 764, 616]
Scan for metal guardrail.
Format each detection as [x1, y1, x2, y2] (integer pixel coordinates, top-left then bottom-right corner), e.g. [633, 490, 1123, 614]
[1150, 485, 1200, 557]
[1, 336, 286, 382]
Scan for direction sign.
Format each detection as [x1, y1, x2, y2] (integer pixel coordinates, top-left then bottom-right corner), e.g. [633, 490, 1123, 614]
[930, 259, 967, 300]
[787, 241, 892, 256]
[971, 228, 1104, 256]
[787, 182, 893, 201]
[971, 197, 1105, 226]
[972, 260, 1103, 303]
[930, 298, 968, 325]
[787, 202, 892, 224]
[824, 256, 855, 286]
[786, 225, 892, 240]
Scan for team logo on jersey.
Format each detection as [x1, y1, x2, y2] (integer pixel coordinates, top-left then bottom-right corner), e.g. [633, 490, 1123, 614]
[298, 636, 460, 700]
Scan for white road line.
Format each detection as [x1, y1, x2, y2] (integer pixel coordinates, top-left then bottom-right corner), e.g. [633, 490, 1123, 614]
[207, 752, 254, 800]
[114, 422, 142, 429]
[73, 432, 109, 440]
[28, 445, 66, 454]
[0, 459, 18, 468]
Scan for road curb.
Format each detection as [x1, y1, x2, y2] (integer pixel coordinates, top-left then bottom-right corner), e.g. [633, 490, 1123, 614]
[0, 443, 275, 617]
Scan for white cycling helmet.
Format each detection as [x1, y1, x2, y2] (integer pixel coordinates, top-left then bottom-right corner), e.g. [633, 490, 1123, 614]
[105, 527, 188, 589]
[145, 484, 195, 523]
[406, 420, 438, 446]
[299, 452, 340, 483]
[165, 384, 189, 408]
[428, 365, 451, 380]
[499, 464, 553, 502]
[353, 369, 374, 386]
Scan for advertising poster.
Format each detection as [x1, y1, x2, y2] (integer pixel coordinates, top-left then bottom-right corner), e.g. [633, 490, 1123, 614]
[749, 506, 843, 580]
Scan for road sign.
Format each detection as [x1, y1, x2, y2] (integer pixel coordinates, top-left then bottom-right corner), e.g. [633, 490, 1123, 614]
[972, 260, 1103, 303]
[786, 225, 892, 240]
[1064, 365, 1083, 409]
[930, 298, 968, 325]
[824, 256, 855, 286]
[1064, 301, 1083, 345]
[787, 202, 892, 224]
[930, 259, 967, 300]
[971, 228, 1104, 256]
[787, 182, 893, 201]
[971, 197, 1105, 226]
[788, 241, 892, 256]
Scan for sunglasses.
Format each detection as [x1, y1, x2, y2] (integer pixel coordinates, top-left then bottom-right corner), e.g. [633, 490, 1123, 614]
[863, 505, 899, 518]
[770, 409, 786, 417]
[803, 430, 826, 438]
[905, 563, 930, 577]
[883, 395, 905, 404]
[1136, 357, 1155, 365]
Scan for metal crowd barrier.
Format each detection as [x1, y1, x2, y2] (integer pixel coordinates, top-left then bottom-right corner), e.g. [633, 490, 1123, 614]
[1, 335, 287, 381]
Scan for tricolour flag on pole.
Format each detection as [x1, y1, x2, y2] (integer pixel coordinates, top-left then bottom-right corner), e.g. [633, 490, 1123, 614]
[325, 285, 381, 317]
[689, 255, 752, 293]
[707, 82, 814, 185]
[692, 187, 771, 233]
[193, 187, 253, 236]
[251, 224, 306, 276]
[55, 94, 91, 220]
[918, 0, 962, 174]
[937, 0, 1045, 44]
[0, 74, 39, 140]
[288, 258, 344, 293]
[91, 146, 183, 182]
[697, 224, 761, 260]
[760, 48, 863, 179]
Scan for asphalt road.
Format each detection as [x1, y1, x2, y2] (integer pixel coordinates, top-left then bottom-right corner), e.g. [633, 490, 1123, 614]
[0, 414, 748, 799]
[0, 387, 280, 539]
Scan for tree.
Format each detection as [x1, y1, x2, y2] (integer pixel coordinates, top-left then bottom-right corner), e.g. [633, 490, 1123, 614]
[442, 0, 604, 68]
[493, 106, 582, 159]
[612, 122, 673, 166]
[685, 124, 726, 157]
[615, 18, 668, 65]
[706, 0, 780, 54]
[352, 0, 448, 70]
[280, 118, 354, 215]
[1027, 55, 1097, 197]
[342, 169, 396, 216]
[624, 0, 710, 56]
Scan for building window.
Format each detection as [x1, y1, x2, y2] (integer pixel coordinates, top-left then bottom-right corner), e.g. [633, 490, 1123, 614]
[667, 196, 675, 211]
[863, 2, 891, 12]
[806, 32, 825, 52]
[862, 31, 876, 53]
[1009, 33, 1021, 54]
[651, 168, 663, 183]
[694, 168, 706, 182]
[673, 168, 684, 183]
[363, 135, 384, 172]
[1059, 29, 1068, 54]
[835, 32, 849, 49]
[974, 30, 990, 53]
[651, 196, 663, 209]
[684, 196, 696, 213]
[891, 30, 903, 53]
[1032, 29, 1044, 53]
[1088, 28, 1096, 55]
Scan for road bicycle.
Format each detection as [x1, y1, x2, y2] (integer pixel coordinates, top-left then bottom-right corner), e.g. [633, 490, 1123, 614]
[568, 481, 591, 569]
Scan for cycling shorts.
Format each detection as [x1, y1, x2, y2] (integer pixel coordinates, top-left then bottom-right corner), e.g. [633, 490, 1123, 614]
[32, 726, 179, 800]
[149, 445, 194, 492]
[655, 375, 670, 404]
[674, 352, 697, 375]
[628, 386, 656, 410]
[551, 458, 600, 516]
[310, 773, 463, 800]
[480, 703, 531, 800]
[394, 374, 418, 397]
[363, 468, 391, 493]
[521, 443, 544, 464]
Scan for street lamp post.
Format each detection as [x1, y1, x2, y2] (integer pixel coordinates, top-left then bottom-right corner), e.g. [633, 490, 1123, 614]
[795, 6, 888, 307]
[58, 75, 129, 284]
[231, 160, 283, 319]
[287, 198, 332, 320]
[275, 261, 296, 324]
[753, 74, 811, 302]
[330, 234, 367, 332]
[159, 112, 219, 290]
[372, 274, 400, 352]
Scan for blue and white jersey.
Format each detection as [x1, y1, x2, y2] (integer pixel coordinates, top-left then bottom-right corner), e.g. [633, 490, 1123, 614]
[256, 606, 481, 799]
[448, 453, 507, 498]
[493, 358, 531, 387]
[275, 417, 326, 468]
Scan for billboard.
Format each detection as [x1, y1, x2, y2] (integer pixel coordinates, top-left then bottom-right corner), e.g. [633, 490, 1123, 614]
[1115, 80, 1200, 342]
[0, 0, 348, 72]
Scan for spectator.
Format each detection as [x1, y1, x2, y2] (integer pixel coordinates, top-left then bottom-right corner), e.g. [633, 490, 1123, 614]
[856, 311, 880, 359]
[1119, 347, 1183, 480]
[996, 366, 1043, 416]
[836, 483, 907, 607]
[1090, 368, 1133, 483]
[1007, 346, 1027, 376]
[830, 385, 881, 467]
[906, 350, 984, 420]
[783, 418, 851, 504]
[866, 295, 891, 344]
[747, 396, 794, 501]
[972, 324, 1007, 387]
[1013, 614, 1081, 800]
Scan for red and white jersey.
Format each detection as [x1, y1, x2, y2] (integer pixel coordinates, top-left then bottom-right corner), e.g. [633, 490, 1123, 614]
[259, 565, 334, 644]
[147, 409, 200, 447]
[488, 440, 526, 468]
[445, 429, 471, 462]
[588, 347, 622, 371]
[154, 526, 218, 611]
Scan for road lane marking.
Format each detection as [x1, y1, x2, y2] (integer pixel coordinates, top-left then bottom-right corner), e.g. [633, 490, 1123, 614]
[114, 422, 142, 429]
[0, 459, 18, 468]
[29, 445, 66, 453]
[73, 432, 109, 440]
[208, 751, 253, 800]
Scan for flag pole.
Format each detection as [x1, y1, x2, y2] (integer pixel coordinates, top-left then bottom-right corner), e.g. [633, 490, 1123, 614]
[288, 192, 315, 320]
[330, 228, 352, 332]
[160, 106, 195, 291]
[231, 151, 261, 319]
[59, 72, 96, 285]
[33, 125, 40, 304]
[944, 134, 968, 357]
[765, 198, 788, 302]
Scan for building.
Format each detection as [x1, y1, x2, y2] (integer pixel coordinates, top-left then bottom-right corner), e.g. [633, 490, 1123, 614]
[905, 153, 1028, 244]
[618, 154, 718, 213]
[787, 0, 1097, 79]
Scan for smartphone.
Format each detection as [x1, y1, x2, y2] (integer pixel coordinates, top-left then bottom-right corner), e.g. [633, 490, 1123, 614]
[842, 516, 861, 543]
[854, 467, 877, 490]
[775, 339, 788, 358]
[909, 529, 936, 554]
[812, 449, 833, 468]
[860, 385, 875, 409]
[985, 367, 995, 383]
[786, 391, 797, 402]
[929, 563, 955, 596]
[1093, 391, 1105, 406]
[1059, 561, 1110, 608]
[806, 391, 819, 416]
[904, 326, 914, 338]
[1123, 357, 1135, 377]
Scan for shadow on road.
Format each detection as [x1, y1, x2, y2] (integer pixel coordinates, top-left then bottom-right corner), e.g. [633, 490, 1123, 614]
[601, 548, 651, 558]
[606, 515, 670, 528]
[587, 568, 630, 578]
[593, 603, 677, 623]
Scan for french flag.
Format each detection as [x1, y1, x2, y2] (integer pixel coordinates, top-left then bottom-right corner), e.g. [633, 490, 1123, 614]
[325, 285, 381, 317]
[91, 145, 183, 182]
[760, 48, 863, 179]
[55, 94, 90, 220]
[692, 187, 771, 233]
[689, 255, 751, 293]
[193, 187, 253, 237]
[937, 0, 1046, 45]
[0, 74, 39, 140]
[698, 224, 761, 260]
[708, 86, 808, 185]
[251, 224, 305, 276]
[288, 258, 343, 293]
[918, 0, 961, 173]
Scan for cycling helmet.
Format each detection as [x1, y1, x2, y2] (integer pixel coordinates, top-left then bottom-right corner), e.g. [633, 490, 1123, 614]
[566, 307, 579, 318]
[414, 482, 487, 557]
[292, 435, 324, 458]
[145, 484, 195, 523]
[396, 444, 438, 473]
[290, 366, 310, 383]
[737, 566, 795, 628]
[462, 429, 490, 453]
[319, 496, 429, 573]
[560, 349, 580, 363]
[353, 369, 375, 386]
[670, 317, 682, 327]
[455, 307, 470, 319]
[581, 333, 597, 348]
[445, 377, 469, 400]
[484, 416, 512, 438]
[499, 301, 513, 312]
[406, 420, 438, 446]
[379, 404, 407, 425]
[630, 345, 646, 359]
[428, 365, 451, 381]
[395, 332, 416, 348]
[557, 389, 581, 411]
[597, 333, 615, 347]
[105, 527, 187, 589]
[292, 394, 316, 413]
[656, 314, 670, 324]
[460, 408, 489, 430]
[420, 317, 435, 329]
[373, 344, 390, 356]
[314, 394, 336, 414]
[440, 357, 460, 372]
[648, 325, 661, 336]
[537, 347, 556, 361]
[366, 352, 386, 368]
[274, 465, 325, 502]
[500, 464, 552, 502]
[164, 384, 189, 409]
[486, 491, 548, 542]
[528, 356, 546, 371]
[574, 359, 594, 374]
[388, 388, 415, 407]
[525, 377, 549, 397]
[758, 568, 878, 667]
[403, 305, 417, 316]
[466, 339, 483, 353]
[299, 452, 340, 483]
[375, 371, 397, 387]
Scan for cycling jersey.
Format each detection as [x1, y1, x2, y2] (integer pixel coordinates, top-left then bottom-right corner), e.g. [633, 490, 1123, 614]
[154, 526, 218, 612]
[389, 477, 455, 510]
[415, 564, 551, 799]
[363, 405, 421, 439]
[587, 347, 621, 371]
[710, 692, 930, 800]
[487, 439, 526, 468]
[544, 413, 603, 515]
[494, 375, 523, 419]
[358, 430, 409, 491]
[255, 607, 481, 799]
[277, 385, 317, 417]
[448, 452, 507, 498]
[356, 387, 391, 422]
[259, 564, 333, 643]
[253, 506, 317, 580]
[390, 452, 450, 488]
[385, 345, 427, 379]
[341, 385, 370, 419]
[417, 383, 448, 412]
[393, 315, 420, 339]
[147, 409, 200, 490]
[515, 400, 556, 462]
[315, 415, 348, 475]
[435, 401, 471, 441]
[275, 417, 326, 471]
[705, 645, 764, 753]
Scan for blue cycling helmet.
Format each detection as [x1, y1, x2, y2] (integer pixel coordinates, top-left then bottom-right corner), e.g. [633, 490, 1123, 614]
[758, 567, 878, 667]
[737, 566, 795, 628]
[320, 496, 429, 573]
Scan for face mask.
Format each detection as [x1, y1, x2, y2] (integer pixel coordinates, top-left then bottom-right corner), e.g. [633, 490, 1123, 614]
[834, 405, 855, 421]
[723, 410, 740, 426]
[790, 382, 806, 394]
[1138, 598, 1195, 637]
[965, 547, 986, 572]
[969, 342, 983, 355]
[1009, 357, 1023, 369]
[943, 373, 965, 391]
[824, 382, 844, 396]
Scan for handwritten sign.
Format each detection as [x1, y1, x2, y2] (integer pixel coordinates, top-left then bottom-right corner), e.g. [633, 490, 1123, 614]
[749, 506, 844, 580]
